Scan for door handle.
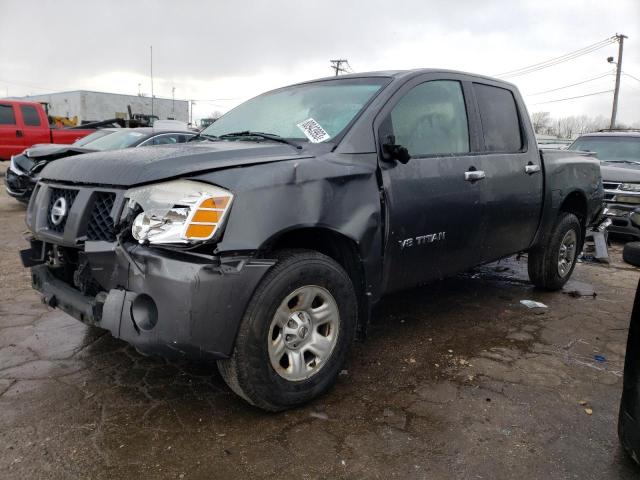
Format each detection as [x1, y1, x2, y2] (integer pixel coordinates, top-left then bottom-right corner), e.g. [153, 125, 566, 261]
[525, 164, 540, 174]
[464, 170, 486, 182]
[16, 129, 23, 138]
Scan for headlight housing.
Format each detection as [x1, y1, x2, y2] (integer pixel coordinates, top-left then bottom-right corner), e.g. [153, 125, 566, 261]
[620, 183, 640, 192]
[8, 156, 22, 175]
[124, 180, 233, 245]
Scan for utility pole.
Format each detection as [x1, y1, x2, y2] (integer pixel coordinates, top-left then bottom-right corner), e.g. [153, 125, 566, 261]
[171, 86, 176, 117]
[330, 59, 349, 76]
[190, 100, 196, 126]
[610, 33, 627, 129]
[150, 45, 154, 120]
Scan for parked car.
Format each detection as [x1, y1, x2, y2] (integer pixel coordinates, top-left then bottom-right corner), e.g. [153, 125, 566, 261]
[5, 127, 196, 202]
[20, 69, 603, 411]
[568, 131, 640, 239]
[619, 209, 640, 464]
[0, 100, 96, 160]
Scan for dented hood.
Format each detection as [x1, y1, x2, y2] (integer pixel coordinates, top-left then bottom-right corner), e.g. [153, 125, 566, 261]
[39, 142, 312, 186]
[26, 144, 95, 159]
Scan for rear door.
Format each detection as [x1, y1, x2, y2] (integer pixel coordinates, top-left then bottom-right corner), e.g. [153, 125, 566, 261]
[17, 104, 50, 148]
[469, 82, 543, 261]
[377, 74, 487, 293]
[0, 103, 23, 159]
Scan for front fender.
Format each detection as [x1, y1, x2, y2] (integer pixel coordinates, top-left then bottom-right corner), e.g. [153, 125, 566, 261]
[191, 154, 385, 299]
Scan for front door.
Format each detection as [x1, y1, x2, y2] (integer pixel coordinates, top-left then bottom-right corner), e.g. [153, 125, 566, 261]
[0, 103, 23, 159]
[377, 76, 487, 293]
[17, 104, 50, 149]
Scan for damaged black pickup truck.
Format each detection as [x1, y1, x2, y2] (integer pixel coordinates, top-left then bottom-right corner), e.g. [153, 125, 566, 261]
[21, 69, 603, 411]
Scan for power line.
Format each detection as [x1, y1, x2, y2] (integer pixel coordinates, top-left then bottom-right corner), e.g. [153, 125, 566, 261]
[495, 36, 616, 78]
[500, 41, 615, 78]
[623, 72, 640, 84]
[0, 78, 65, 93]
[530, 89, 613, 105]
[526, 71, 614, 96]
[496, 37, 614, 77]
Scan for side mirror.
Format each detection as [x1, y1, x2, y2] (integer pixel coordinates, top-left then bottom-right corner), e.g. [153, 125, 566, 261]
[631, 209, 640, 229]
[382, 135, 411, 164]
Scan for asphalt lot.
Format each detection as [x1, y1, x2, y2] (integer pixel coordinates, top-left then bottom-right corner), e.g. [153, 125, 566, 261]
[1, 162, 639, 479]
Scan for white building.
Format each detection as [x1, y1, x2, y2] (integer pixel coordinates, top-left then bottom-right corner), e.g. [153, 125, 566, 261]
[15, 90, 189, 124]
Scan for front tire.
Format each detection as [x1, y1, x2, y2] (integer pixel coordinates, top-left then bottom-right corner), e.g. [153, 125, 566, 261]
[528, 212, 582, 290]
[218, 249, 357, 411]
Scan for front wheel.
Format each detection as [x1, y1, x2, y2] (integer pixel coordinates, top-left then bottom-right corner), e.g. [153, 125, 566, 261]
[218, 249, 357, 411]
[528, 212, 582, 291]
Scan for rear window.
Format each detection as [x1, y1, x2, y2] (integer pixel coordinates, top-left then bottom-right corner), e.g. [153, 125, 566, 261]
[0, 104, 16, 125]
[20, 105, 42, 126]
[474, 83, 523, 153]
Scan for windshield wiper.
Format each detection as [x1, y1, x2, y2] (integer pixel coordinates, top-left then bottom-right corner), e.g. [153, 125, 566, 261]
[218, 131, 302, 149]
[187, 132, 219, 142]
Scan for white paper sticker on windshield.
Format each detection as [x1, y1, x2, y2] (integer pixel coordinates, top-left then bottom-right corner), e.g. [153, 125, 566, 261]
[296, 118, 331, 143]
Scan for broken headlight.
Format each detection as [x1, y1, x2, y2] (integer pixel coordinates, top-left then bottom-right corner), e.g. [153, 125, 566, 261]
[124, 180, 233, 245]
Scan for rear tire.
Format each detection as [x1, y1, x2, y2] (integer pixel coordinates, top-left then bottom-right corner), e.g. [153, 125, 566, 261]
[528, 212, 581, 291]
[218, 249, 357, 411]
[623, 242, 640, 268]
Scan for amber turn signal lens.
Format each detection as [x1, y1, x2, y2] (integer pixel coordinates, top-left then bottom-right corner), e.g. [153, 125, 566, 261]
[185, 224, 216, 239]
[191, 210, 221, 223]
[182, 195, 232, 240]
[199, 197, 229, 209]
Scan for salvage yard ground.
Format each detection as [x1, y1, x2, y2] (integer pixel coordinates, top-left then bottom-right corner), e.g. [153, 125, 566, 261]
[0, 163, 638, 479]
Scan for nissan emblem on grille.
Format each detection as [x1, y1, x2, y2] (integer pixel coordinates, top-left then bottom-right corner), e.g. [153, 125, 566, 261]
[50, 197, 68, 226]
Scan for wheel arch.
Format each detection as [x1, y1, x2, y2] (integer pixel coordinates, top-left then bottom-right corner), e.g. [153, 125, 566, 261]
[559, 190, 588, 229]
[260, 225, 370, 338]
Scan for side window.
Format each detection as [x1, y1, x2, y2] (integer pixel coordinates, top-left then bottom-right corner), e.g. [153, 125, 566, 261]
[20, 105, 42, 127]
[151, 135, 178, 145]
[473, 83, 523, 152]
[0, 104, 16, 125]
[389, 80, 470, 157]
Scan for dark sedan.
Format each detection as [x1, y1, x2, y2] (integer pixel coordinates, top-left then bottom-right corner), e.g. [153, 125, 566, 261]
[5, 127, 196, 202]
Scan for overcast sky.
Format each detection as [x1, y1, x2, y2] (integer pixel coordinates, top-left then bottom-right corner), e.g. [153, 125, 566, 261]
[1, 0, 638, 125]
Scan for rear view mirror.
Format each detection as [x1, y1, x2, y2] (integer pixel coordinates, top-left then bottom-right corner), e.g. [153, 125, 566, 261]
[382, 135, 411, 164]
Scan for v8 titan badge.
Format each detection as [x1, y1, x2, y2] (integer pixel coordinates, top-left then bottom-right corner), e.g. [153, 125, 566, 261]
[296, 118, 331, 143]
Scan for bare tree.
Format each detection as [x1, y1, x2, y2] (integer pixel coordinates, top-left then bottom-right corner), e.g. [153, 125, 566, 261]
[531, 112, 552, 134]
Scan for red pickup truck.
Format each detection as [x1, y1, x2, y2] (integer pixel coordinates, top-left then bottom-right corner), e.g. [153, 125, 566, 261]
[0, 100, 94, 160]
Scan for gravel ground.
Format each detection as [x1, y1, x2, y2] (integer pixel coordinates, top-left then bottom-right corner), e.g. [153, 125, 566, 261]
[1, 162, 639, 479]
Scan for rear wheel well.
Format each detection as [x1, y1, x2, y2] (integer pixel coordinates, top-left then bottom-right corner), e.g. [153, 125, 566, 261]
[262, 228, 369, 337]
[559, 191, 587, 229]
[558, 191, 588, 252]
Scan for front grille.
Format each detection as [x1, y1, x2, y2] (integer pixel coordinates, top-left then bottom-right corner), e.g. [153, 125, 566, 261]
[603, 181, 621, 190]
[47, 188, 78, 233]
[87, 192, 116, 241]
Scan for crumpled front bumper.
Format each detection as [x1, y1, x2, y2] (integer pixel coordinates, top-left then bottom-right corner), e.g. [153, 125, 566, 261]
[604, 203, 640, 239]
[23, 240, 275, 360]
[4, 166, 36, 201]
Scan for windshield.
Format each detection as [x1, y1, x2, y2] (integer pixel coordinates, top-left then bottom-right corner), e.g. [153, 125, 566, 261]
[202, 77, 389, 142]
[83, 130, 147, 151]
[72, 129, 117, 147]
[569, 136, 640, 162]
